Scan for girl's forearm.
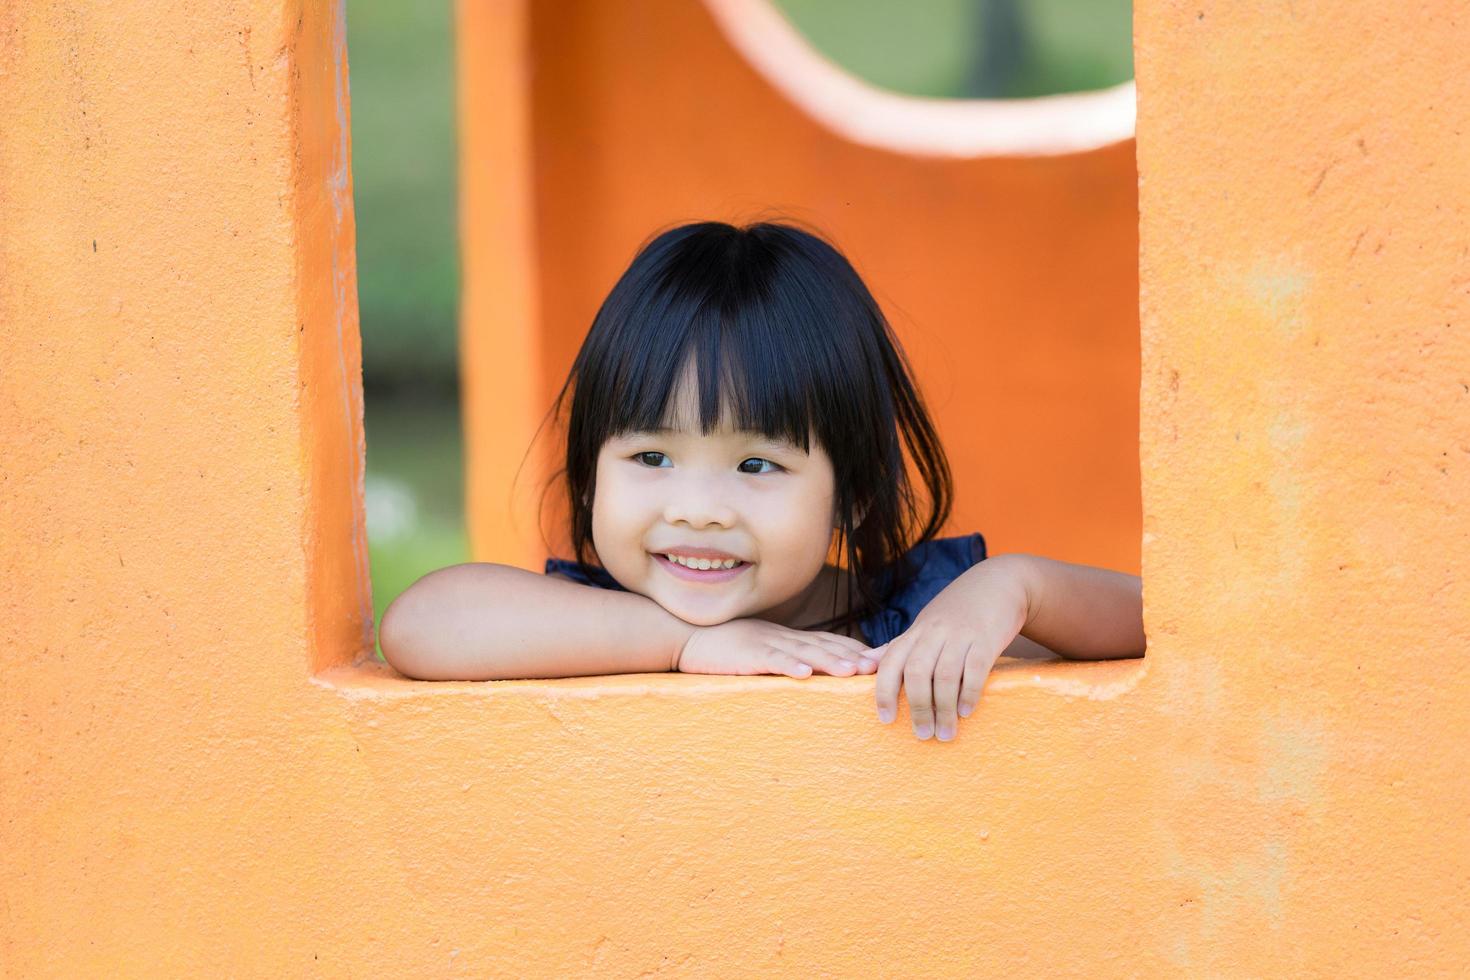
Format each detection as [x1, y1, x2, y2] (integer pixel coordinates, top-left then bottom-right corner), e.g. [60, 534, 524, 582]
[379, 563, 697, 680]
[1002, 554, 1145, 661]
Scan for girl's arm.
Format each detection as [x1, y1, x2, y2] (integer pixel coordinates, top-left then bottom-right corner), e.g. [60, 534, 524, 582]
[379, 563, 697, 680]
[1007, 554, 1145, 660]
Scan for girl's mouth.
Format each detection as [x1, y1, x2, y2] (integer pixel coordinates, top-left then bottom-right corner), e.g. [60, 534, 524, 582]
[652, 553, 751, 583]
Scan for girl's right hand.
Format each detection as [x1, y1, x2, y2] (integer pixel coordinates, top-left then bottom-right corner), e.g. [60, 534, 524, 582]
[675, 618, 878, 678]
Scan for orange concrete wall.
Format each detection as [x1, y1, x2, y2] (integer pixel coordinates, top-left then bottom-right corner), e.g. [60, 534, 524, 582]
[3, 0, 1467, 975]
[1134, 1, 1470, 967]
[0, 0, 382, 971]
[461, 0, 1141, 575]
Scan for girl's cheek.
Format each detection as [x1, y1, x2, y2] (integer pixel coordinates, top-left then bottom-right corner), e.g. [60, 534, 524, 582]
[753, 513, 831, 586]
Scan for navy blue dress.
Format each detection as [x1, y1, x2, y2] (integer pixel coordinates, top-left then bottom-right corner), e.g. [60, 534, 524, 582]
[543, 532, 987, 647]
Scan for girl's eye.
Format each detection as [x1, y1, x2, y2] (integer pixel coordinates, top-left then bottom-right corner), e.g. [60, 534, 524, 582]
[631, 452, 781, 474]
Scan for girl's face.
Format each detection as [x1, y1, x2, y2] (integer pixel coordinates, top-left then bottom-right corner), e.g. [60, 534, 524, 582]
[590, 368, 838, 628]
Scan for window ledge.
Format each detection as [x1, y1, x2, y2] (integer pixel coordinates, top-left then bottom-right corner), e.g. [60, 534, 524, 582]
[313, 654, 1147, 702]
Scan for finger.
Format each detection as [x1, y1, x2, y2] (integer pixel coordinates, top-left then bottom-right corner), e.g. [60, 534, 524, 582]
[768, 651, 813, 679]
[846, 637, 882, 672]
[904, 637, 946, 740]
[873, 638, 910, 724]
[957, 647, 995, 719]
[808, 635, 869, 674]
[811, 632, 875, 668]
[931, 640, 972, 742]
[781, 639, 859, 676]
[844, 638, 881, 673]
[826, 632, 875, 657]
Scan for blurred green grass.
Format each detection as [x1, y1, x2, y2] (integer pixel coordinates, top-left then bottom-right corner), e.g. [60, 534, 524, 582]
[363, 395, 468, 659]
[349, 0, 1133, 656]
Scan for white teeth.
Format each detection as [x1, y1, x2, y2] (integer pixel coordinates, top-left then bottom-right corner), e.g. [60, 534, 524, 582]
[663, 554, 741, 570]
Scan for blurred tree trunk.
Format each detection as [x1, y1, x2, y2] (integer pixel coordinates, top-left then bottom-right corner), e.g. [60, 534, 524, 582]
[965, 0, 1028, 97]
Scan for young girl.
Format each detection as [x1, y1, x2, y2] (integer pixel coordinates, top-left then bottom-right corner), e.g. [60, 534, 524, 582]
[380, 220, 1144, 741]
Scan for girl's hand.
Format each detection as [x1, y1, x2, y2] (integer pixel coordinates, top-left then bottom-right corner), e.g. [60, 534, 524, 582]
[676, 618, 878, 678]
[872, 558, 1029, 741]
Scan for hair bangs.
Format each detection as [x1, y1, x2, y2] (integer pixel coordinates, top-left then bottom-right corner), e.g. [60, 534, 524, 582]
[599, 252, 818, 457]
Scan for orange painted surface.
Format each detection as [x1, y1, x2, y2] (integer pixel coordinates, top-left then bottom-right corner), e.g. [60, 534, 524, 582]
[296, 0, 375, 674]
[461, 0, 1142, 575]
[457, 0, 547, 579]
[1133, 1, 1470, 969]
[2, 0, 1466, 975]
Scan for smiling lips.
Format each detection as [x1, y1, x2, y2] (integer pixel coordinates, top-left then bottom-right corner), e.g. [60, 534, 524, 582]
[652, 551, 751, 583]
[651, 543, 747, 566]
[662, 552, 742, 569]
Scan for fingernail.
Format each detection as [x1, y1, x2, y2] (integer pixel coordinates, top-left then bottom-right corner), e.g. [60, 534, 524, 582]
[958, 704, 972, 718]
[915, 724, 933, 740]
[878, 708, 894, 724]
[936, 724, 954, 741]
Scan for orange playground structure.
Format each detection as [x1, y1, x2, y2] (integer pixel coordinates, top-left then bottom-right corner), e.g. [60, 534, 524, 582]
[3, 1, 1466, 974]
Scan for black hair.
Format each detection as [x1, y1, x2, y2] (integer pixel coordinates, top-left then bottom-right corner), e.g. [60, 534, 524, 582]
[541, 220, 953, 636]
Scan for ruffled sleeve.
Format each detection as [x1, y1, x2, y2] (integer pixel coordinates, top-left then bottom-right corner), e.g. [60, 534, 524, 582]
[858, 532, 988, 648]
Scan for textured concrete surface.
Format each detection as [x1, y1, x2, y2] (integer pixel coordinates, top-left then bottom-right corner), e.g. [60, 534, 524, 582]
[2, 0, 1466, 975]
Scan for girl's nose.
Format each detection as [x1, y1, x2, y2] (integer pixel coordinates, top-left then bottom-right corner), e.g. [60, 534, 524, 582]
[662, 480, 737, 529]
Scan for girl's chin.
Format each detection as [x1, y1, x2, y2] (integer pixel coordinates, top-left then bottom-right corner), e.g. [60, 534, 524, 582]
[672, 610, 737, 629]
[653, 595, 742, 628]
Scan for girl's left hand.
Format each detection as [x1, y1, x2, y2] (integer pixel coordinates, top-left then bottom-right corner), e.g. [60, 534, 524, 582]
[871, 558, 1029, 741]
